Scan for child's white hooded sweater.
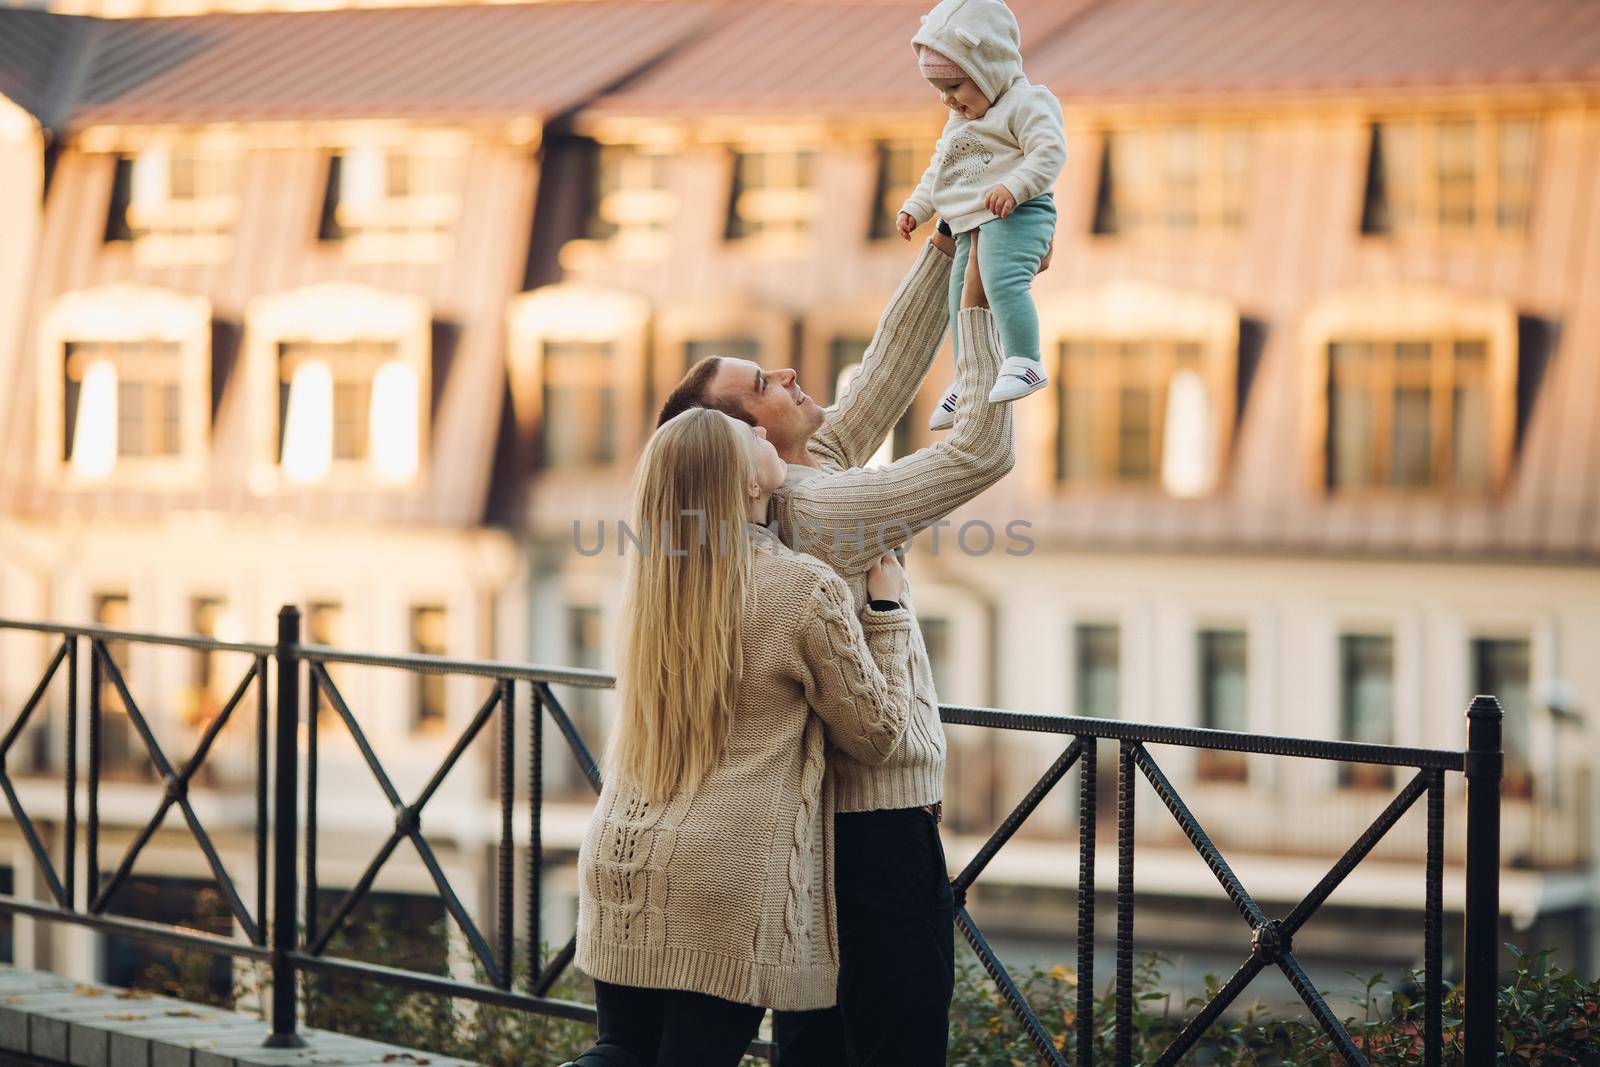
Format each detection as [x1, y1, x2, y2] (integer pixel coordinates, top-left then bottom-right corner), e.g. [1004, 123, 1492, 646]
[901, 0, 1066, 234]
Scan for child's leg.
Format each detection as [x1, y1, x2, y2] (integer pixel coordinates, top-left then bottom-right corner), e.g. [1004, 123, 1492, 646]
[975, 195, 1057, 363]
[947, 229, 973, 364]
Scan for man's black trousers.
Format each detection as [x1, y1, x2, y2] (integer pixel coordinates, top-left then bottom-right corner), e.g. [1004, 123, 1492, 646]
[772, 806, 956, 1066]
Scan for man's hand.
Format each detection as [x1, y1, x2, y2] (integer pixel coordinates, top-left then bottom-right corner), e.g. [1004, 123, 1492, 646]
[896, 212, 917, 240]
[1040, 233, 1054, 272]
[984, 186, 1017, 218]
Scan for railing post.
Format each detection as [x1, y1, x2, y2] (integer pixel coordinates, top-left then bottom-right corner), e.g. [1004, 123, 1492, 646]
[1463, 694, 1502, 1066]
[266, 605, 305, 1048]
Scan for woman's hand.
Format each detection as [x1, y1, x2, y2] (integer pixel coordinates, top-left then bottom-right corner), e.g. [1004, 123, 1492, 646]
[865, 553, 905, 604]
[1040, 232, 1054, 272]
[960, 227, 986, 308]
[984, 185, 1017, 218]
[896, 212, 917, 240]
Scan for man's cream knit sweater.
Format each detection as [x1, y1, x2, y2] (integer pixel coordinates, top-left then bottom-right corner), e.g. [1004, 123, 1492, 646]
[576, 534, 915, 1011]
[771, 242, 1016, 813]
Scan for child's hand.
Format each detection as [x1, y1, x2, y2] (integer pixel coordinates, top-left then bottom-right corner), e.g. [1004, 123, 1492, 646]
[896, 212, 917, 240]
[984, 186, 1017, 218]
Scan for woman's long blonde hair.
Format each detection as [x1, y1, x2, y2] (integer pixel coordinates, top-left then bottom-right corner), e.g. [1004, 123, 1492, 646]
[607, 408, 753, 801]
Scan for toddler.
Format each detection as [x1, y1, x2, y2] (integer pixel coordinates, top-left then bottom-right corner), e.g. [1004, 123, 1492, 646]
[896, 0, 1065, 430]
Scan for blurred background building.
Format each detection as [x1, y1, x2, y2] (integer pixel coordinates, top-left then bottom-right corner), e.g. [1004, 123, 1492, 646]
[0, 0, 1596, 1008]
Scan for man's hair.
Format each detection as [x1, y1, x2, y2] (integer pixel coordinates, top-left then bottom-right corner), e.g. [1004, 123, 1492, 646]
[657, 356, 756, 429]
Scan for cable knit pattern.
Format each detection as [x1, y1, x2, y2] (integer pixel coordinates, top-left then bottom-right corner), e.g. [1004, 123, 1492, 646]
[576, 533, 913, 1011]
[773, 298, 1016, 814]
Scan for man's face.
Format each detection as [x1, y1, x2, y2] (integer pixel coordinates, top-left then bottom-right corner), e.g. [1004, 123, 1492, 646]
[706, 358, 824, 460]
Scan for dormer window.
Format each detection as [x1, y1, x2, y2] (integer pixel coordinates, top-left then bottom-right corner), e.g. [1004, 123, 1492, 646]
[586, 144, 675, 256]
[319, 137, 464, 262]
[1361, 115, 1538, 238]
[1302, 288, 1516, 497]
[726, 147, 818, 246]
[246, 284, 430, 488]
[37, 287, 211, 485]
[506, 285, 651, 476]
[1043, 282, 1239, 496]
[105, 144, 240, 264]
[1093, 125, 1252, 237]
[278, 340, 417, 482]
[870, 142, 923, 240]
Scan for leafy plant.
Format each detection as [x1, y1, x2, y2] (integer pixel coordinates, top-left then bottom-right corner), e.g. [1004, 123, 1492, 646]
[135, 912, 1598, 1065]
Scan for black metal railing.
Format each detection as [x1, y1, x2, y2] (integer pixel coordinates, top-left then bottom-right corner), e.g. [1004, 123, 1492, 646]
[0, 607, 1503, 1064]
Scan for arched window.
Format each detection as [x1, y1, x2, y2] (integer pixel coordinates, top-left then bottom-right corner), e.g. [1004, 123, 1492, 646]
[245, 283, 430, 487]
[1039, 281, 1239, 497]
[37, 285, 211, 484]
[1301, 288, 1517, 495]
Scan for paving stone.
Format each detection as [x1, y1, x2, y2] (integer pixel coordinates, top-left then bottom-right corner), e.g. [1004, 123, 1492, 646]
[0, 968, 482, 1067]
[29, 1014, 68, 1062]
[0, 1004, 27, 1053]
[108, 1030, 154, 1067]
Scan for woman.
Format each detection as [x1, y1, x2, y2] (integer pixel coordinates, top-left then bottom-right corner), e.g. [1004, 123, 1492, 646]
[570, 408, 914, 1067]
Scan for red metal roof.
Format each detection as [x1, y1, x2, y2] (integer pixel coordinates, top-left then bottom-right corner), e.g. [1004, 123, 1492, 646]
[60, 2, 715, 125]
[585, 0, 1102, 117]
[1026, 0, 1600, 99]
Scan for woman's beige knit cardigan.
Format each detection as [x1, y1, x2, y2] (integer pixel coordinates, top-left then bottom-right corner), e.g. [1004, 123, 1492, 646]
[575, 534, 915, 1011]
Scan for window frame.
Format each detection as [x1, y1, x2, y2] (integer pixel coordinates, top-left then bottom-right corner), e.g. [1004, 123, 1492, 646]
[506, 284, 651, 477]
[582, 141, 678, 258]
[245, 283, 431, 491]
[1301, 287, 1517, 498]
[37, 286, 212, 487]
[100, 134, 243, 265]
[1091, 121, 1254, 240]
[1360, 111, 1541, 242]
[318, 130, 468, 264]
[1036, 281, 1239, 498]
[724, 143, 820, 251]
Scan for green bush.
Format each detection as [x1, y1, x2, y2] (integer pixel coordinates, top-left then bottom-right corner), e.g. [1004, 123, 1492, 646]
[140, 919, 1598, 1065]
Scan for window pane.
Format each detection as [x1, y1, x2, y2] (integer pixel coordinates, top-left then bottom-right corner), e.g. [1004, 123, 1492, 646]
[1198, 629, 1249, 782]
[1340, 634, 1394, 788]
[1391, 385, 1433, 487]
[1472, 638, 1532, 795]
[1116, 387, 1154, 482]
[1497, 119, 1537, 230]
[1329, 384, 1372, 489]
[1436, 119, 1477, 228]
[1060, 386, 1096, 483]
[1199, 630, 1248, 731]
[1075, 624, 1120, 719]
[1453, 385, 1490, 491]
[541, 342, 616, 470]
[410, 605, 448, 732]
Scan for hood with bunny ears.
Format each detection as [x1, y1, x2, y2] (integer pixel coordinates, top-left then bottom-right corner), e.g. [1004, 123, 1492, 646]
[911, 0, 1024, 105]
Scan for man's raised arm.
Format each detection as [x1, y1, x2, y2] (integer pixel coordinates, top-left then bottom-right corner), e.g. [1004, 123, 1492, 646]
[775, 308, 1015, 577]
[808, 237, 953, 470]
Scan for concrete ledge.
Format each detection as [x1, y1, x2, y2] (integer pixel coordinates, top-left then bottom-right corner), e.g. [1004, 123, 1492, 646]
[0, 968, 480, 1067]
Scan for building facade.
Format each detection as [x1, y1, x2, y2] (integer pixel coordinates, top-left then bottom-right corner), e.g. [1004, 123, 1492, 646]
[0, 0, 1595, 1006]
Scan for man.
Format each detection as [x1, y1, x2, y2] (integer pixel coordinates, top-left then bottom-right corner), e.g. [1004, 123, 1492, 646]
[657, 223, 1030, 1065]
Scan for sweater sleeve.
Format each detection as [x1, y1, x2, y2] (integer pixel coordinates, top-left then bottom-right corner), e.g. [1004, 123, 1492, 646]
[999, 91, 1067, 206]
[776, 308, 1016, 576]
[899, 131, 947, 226]
[797, 570, 913, 767]
[807, 240, 952, 471]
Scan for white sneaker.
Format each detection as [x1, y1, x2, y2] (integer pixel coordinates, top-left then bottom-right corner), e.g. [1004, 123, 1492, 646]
[927, 383, 959, 430]
[988, 356, 1049, 403]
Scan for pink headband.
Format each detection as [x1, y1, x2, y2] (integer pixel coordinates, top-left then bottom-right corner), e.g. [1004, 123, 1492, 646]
[917, 45, 967, 81]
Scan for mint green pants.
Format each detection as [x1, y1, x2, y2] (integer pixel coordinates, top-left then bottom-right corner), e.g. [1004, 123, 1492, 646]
[948, 194, 1056, 366]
